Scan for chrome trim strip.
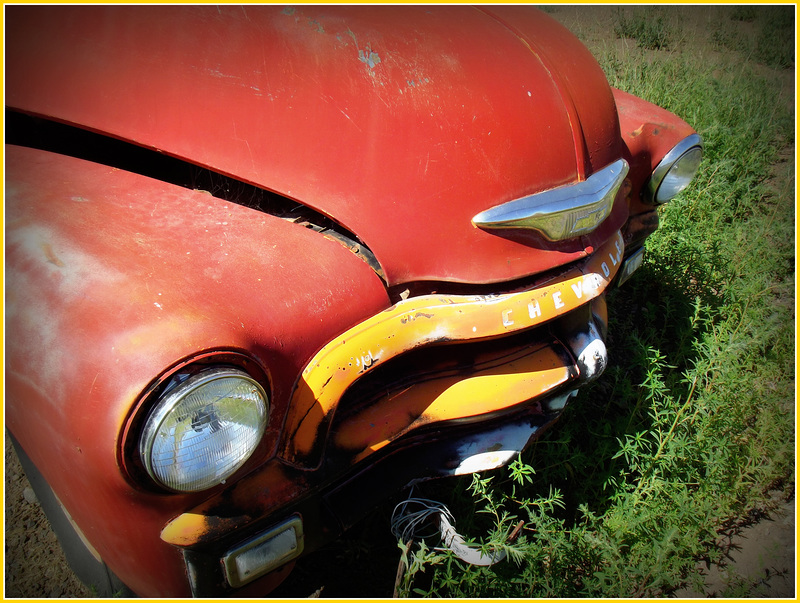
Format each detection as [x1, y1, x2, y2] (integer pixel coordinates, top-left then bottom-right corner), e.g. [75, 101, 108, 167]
[472, 159, 629, 241]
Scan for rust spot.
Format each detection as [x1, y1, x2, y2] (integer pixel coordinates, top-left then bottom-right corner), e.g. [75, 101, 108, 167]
[42, 243, 64, 267]
[307, 18, 325, 34]
[400, 311, 434, 324]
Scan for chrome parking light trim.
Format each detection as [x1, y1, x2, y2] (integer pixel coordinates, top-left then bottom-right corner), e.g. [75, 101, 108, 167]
[222, 515, 304, 589]
[617, 247, 646, 287]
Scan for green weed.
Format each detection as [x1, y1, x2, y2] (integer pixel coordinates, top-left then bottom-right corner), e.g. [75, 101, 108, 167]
[731, 6, 758, 23]
[755, 6, 794, 69]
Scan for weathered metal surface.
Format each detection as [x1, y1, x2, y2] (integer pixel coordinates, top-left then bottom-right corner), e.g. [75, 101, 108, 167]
[159, 461, 305, 548]
[158, 335, 580, 550]
[160, 388, 571, 552]
[4, 146, 389, 597]
[6, 5, 623, 286]
[4, 5, 703, 596]
[281, 231, 625, 467]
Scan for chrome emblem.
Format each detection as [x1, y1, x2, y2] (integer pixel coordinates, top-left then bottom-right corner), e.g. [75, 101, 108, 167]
[472, 159, 629, 241]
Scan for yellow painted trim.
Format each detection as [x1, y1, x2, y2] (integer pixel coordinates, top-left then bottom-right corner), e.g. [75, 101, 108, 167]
[160, 512, 211, 547]
[282, 231, 624, 465]
[336, 341, 574, 462]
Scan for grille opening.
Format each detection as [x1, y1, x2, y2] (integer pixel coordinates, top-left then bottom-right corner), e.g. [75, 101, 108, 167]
[322, 324, 578, 466]
[331, 323, 576, 429]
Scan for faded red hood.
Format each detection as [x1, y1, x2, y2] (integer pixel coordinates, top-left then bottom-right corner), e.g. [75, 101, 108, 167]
[6, 5, 623, 286]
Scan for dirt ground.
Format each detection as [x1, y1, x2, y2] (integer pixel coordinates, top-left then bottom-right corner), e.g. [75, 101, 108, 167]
[674, 493, 795, 598]
[4, 5, 795, 599]
[4, 434, 91, 598]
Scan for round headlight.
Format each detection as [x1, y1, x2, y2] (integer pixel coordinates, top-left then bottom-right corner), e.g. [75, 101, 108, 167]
[139, 367, 268, 492]
[645, 133, 703, 205]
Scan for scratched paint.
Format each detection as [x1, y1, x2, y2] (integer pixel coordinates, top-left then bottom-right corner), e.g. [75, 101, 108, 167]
[8, 4, 622, 286]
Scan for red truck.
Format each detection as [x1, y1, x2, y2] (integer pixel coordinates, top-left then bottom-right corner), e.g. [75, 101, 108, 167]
[5, 5, 702, 596]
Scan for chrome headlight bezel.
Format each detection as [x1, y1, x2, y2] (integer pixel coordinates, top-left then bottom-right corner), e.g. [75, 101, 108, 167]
[138, 365, 269, 493]
[644, 133, 703, 205]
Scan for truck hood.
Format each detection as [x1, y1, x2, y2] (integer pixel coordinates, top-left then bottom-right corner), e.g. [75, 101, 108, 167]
[6, 5, 623, 286]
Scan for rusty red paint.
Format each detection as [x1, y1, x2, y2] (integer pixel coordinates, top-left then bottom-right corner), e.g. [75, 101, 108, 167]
[614, 89, 697, 215]
[7, 5, 623, 286]
[5, 146, 389, 596]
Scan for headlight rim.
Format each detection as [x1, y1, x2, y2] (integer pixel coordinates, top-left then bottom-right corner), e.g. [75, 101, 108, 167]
[119, 353, 272, 494]
[138, 365, 269, 493]
[644, 133, 704, 205]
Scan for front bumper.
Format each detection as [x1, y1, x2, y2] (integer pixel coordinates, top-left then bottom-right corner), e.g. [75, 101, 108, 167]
[182, 391, 575, 595]
[162, 231, 634, 595]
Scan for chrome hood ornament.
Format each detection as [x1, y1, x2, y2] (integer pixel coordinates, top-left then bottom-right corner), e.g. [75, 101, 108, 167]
[472, 159, 629, 242]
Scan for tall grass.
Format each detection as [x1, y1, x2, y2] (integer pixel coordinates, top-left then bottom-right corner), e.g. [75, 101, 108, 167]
[713, 5, 795, 69]
[398, 7, 794, 597]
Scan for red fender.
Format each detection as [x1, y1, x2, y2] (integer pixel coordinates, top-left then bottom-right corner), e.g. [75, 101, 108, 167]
[5, 145, 390, 597]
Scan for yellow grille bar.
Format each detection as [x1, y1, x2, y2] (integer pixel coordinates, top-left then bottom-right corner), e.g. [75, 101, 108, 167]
[282, 231, 624, 466]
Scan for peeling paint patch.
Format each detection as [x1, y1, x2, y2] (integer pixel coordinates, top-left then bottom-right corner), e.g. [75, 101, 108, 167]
[400, 311, 434, 324]
[307, 18, 324, 34]
[406, 77, 430, 88]
[10, 225, 126, 300]
[358, 45, 381, 69]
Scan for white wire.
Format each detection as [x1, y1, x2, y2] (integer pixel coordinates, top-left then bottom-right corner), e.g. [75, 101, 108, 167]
[390, 496, 454, 542]
[391, 491, 507, 566]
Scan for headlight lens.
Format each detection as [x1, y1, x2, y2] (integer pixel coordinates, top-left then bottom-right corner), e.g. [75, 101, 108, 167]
[139, 367, 268, 492]
[645, 133, 703, 204]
